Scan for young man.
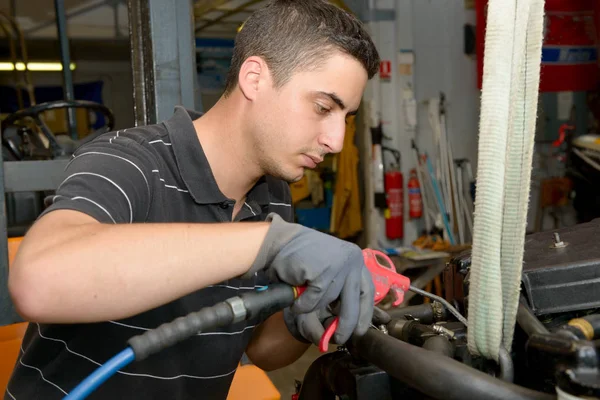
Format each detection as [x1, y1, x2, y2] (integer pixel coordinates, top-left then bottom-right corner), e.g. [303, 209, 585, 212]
[6, 0, 380, 398]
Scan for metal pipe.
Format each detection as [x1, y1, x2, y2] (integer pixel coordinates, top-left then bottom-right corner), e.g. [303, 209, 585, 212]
[54, 0, 78, 139]
[26, 0, 109, 35]
[517, 297, 549, 336]
[354, 328, 556, 400]
[498, 346, 515, 382]
[127, 0, 156, 126]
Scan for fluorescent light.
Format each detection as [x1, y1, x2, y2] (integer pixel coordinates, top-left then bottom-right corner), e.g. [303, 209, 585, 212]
[0, 62, 76, 71]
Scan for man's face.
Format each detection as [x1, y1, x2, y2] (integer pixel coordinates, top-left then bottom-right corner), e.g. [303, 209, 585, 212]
[248, 51, 368, 182]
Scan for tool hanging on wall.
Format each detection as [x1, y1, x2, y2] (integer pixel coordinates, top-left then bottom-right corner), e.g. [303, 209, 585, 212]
[455, 159, 475, 243]
[370, 122, 388, 210]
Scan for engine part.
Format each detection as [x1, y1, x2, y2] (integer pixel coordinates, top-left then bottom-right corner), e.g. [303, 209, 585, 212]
[565, 314, 600, 340]
[422, 335, 454, 358]
[354, 328, 554, 400]
[296, 350, 392, 400]
[385, 301, 447, 324]
[521, 220, 600, 316]
[527, 333, 600, 398]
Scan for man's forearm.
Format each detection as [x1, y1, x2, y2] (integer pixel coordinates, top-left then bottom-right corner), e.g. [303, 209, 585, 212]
[245, 311, 311, 371]
[9, 210, 270, 324]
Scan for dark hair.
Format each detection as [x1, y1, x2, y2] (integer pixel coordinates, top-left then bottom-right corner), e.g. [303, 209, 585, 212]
[223, 0, 380, 96]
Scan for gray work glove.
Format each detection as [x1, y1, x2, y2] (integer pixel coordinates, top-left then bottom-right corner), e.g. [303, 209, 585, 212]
[282, 307, 335, 346]
[244, 213, 374, 344]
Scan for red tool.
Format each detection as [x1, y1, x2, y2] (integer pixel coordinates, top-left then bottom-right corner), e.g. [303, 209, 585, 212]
[297, 249, 411, 353]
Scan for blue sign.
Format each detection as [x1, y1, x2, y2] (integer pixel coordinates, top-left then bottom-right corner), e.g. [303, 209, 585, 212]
[542, 46, 598, 65]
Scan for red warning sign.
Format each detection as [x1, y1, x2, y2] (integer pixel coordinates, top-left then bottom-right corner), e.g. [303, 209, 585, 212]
[380, 60, 392, 80]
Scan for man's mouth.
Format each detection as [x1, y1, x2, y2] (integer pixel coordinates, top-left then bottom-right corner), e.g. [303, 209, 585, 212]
[302, 154, 323, 168]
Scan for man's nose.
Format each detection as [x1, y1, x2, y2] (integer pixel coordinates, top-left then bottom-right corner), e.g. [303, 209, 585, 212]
[318, 120, 346, 154]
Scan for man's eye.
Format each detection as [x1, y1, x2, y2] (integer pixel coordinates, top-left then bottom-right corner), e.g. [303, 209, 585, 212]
[315, 104, 331, 115]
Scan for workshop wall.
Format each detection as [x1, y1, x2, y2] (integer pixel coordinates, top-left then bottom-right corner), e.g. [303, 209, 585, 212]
[363, 0, 480, 249]
[412, 0, 480, 173]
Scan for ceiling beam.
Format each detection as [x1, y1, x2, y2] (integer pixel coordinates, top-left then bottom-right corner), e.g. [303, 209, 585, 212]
[193, 0, 230, 18]
[195, 0, 263, 33]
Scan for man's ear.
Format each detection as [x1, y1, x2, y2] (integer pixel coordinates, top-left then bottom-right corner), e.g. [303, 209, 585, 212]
[238, 56, 267, 101]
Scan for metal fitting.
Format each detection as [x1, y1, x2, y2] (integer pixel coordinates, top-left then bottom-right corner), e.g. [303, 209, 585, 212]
[225, 297, 247, 324]
[379, 324, 389, 335]
[433, 324, 456, 340]
[551, 232, 567, 248]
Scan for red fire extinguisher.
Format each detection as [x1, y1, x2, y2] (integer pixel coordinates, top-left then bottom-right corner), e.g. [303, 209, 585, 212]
[408, 169, 423, 219]
[382, 147, 404, 240]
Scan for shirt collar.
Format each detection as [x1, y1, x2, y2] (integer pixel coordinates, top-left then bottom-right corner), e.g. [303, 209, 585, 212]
[164, 106, 271, 206]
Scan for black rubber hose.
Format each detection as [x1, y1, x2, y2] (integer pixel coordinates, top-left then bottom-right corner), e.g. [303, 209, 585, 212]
[128, 284, 297, 361]
[239, 284, 296, 322]
[297, 352, 343, 400]
[128, 301, 234, 361]
[517, 297, 549, 336]
[386, 304, 435, 323]
[354, 328, 556, 400]
[422, 335, 454, 358]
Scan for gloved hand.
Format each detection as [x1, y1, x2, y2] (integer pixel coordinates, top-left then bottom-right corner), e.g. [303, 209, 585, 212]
[283, 304, 390, 346]
[243, 213, 374, 344]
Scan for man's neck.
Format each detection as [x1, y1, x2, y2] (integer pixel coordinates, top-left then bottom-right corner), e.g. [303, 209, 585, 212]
[192, 97, 263, 204]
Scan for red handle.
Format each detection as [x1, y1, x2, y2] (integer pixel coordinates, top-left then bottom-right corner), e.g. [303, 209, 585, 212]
[319, 317, 339, 353]
[296, 248, 410, 353]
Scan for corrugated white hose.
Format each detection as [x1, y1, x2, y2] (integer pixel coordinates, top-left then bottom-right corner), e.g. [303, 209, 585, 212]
[500, 0, 545, 354]
[467, 0, 545, 361]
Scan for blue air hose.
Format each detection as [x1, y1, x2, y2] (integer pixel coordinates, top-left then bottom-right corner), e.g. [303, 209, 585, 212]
[63, 348, 135, 400]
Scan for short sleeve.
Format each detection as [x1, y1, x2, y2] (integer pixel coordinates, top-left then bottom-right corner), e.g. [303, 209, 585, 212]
[40, 134, 157, 224]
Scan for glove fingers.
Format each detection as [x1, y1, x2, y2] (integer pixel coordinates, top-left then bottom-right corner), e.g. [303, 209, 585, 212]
[332, 266, 361, 344]
[355, 267, 375, 336]
[293, 268, 345, 314]
[297, 311, 326, 346]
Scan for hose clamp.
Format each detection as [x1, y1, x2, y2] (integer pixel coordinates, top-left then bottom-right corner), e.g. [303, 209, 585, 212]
[226, 297, 247, 324]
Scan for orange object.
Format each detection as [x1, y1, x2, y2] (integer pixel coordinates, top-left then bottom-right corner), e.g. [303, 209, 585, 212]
[1, 237, 28, 395]
[540, 177, 573, 208]
[227, 364, 280, 400]
[7, 237, 22, 266]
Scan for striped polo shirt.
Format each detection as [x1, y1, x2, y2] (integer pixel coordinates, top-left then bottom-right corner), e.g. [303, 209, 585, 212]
[5, 106, 294, 400]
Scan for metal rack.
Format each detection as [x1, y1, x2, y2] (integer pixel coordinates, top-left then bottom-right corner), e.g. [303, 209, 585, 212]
[0, 0, 199, 326]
